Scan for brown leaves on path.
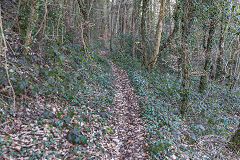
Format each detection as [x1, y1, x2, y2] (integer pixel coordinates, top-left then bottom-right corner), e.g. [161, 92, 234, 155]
[99, 51, 149, 160]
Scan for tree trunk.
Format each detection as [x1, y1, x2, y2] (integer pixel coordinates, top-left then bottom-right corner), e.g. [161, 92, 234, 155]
[120, 0, 127, 48]
[180, 0, 194, 115]
[115, 0, 122, 34]
[24, 0, 37, 54]
[77, 0, 90, 47]
[158, 2, 180, 53]
[227, 47, 240, 89]
[131, 0, 140, 57]
[140, 0, 148, 66]
[199, 15, 216, 93]
[215, 14, 225, 80]
[110, 0, 115, 51]
[148, 0, 166, 69]
[122, 0, 127, 35]
[103, 0, 110, 47]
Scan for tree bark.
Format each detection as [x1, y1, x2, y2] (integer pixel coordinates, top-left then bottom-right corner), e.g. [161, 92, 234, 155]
[24, 0, 37, 54]
[180, 0, 195, 115]
[131, 0, 140, 57]
[199, 14, 216, 93]
[77, 0, 90, 47]
[215, 14, 225, 80]
[110, 0, 115, 51]
[148, 0, 166, 69]
[158, 3, 180, 53]
[115, 0, 122, 34]
[227, 47, 240, 89]
[140, 0, 149, 66]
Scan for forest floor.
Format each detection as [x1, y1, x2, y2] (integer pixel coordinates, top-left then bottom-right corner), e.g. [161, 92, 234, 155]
[0, 50, 149, 159]
[1, 47, 238, 159]
[99, 51, 148, 159]
[108, 51, 240, 159]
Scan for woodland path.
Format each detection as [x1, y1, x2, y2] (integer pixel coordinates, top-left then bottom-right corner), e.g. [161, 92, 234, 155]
[99, 51, 149, 160]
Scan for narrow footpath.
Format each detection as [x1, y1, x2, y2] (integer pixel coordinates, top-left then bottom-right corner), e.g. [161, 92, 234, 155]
[99, 51, 148, 160]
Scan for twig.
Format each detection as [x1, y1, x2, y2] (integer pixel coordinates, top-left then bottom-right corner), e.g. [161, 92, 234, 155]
[0, 97, 9, 106]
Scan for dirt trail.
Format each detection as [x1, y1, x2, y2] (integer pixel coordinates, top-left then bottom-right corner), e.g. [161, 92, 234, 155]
[99, 51, 148, 160]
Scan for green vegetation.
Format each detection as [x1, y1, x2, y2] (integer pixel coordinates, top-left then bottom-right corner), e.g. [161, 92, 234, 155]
[0, 40, 114, 159]
[109, 51, 240, 159]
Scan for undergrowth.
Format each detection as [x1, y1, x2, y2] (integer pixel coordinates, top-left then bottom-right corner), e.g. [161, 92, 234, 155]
[108, 51, 240, 159]
[0, 40, 114, 159]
